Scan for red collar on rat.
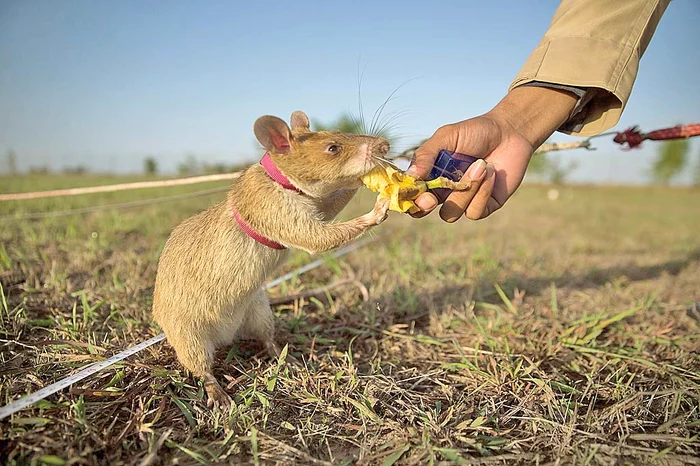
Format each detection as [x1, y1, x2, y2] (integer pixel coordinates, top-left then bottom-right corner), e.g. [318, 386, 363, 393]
[231, 208, 286, 249]
[259, 152, 303, 194]
[231, 152, 302, 250]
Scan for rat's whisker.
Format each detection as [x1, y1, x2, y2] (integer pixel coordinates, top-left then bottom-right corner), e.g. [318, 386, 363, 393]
[373, 110, 413, 139]
[368, 79, 417, 136]
[371, 155, 401, 170]
[349, 113, 364, 135]
[369, 96, 397, 137]
[357, 60, 368, 135]
[370, 155, 389, 168]
[366, 157, 376, 172]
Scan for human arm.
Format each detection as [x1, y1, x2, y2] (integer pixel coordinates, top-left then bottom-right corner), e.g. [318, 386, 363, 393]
[408, 0, 670, 221]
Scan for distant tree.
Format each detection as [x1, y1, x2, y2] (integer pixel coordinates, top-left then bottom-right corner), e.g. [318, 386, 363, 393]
[29, 165, 50, 174]
[198, 162, 230, 174]
[693, 150, 700, 187]
[209, 163, 228, 174]
[201, 160, 256, 174]
[144, 156, 158, 175]
[312, 113, 365, 134]
[651, 139, 689, 185]
[527, 145, 578, 185]
[178, 153, 200, 176]
[63, 165, 88, 175]
[231, 161, 254, 173]
[176, 153, 255, 176]
[526, 146, 552, 181]
[6, 149, 18, 175]
[547, 155, 579, 185]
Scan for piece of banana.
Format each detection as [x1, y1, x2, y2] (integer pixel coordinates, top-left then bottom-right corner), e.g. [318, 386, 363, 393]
[361, 165, 472, 213]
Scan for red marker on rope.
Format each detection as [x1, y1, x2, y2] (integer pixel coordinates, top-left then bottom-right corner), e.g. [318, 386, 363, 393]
[613, 123, 700, 149]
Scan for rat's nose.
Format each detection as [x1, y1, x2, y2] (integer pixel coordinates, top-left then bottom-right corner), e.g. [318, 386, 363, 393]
[377, 141, 390, 155]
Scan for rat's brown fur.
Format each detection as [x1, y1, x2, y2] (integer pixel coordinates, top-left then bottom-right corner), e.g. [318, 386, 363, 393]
[152, 110, 390, 407]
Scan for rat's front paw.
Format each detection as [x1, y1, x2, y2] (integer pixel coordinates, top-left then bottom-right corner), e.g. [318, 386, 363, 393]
[365, 197, 390, 226]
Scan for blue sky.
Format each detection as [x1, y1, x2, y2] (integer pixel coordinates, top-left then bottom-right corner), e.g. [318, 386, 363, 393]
[1, 0, 699, 184]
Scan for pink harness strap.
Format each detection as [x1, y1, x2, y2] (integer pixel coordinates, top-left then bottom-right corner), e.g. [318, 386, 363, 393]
[232, 153, 301, 249]
[260, 152, 302, 193]
[232, 208, 286, 250]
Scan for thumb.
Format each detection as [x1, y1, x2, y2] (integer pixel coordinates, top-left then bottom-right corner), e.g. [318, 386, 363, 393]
[406, 126, 457, 179]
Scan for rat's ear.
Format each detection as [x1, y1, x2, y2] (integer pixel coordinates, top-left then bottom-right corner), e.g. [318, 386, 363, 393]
[254, 116, 293, 154]
[290, 111, 310, 132]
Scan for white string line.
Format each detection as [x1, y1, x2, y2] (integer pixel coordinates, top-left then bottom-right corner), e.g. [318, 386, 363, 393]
[0, 235, 379, 420]
[0, 335, 168, 422]
[0, 172, 243, 202]
[1, 186, 230, 221]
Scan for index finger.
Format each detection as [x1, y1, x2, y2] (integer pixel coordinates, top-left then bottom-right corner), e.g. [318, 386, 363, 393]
[405, 125, 458, 179]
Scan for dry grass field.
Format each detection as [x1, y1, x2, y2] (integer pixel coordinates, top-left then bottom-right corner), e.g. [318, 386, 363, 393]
[1, 175, 699, 465]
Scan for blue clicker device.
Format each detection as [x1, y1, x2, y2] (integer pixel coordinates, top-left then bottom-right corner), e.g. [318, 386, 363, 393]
[428, 150, 479, 182]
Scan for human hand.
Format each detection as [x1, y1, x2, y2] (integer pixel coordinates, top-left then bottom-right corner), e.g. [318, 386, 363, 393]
[406, 86, 578, 222]
[406, 116, 531, 221]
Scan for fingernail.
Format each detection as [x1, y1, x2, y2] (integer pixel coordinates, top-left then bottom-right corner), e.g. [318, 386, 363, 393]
[439, 200, 461, 223]
[415, 193, 437, 211]
[467, 159, 486, 180]
[405, 165, 420, 178]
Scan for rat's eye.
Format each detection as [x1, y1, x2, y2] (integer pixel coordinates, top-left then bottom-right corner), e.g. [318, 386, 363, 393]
[325, 144, 342, 155]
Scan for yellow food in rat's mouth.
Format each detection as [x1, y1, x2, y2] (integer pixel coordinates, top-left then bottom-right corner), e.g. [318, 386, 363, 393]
[361, 166, 422, 213]
[361, 165, 471, 214]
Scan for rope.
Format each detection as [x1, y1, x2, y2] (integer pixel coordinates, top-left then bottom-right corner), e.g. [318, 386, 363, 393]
[1, 186, 230, 221]
[391, 137, 601, 162]
[613, 123, 700, 149]
[534, 140, 593, 153]
[0, 172, 242, 202]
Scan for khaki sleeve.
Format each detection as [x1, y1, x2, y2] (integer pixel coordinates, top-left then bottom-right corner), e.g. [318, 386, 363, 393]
[509, 0, 670, 136]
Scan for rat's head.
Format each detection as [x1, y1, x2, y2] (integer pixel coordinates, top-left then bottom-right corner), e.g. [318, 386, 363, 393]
[254, 110, 390, 196]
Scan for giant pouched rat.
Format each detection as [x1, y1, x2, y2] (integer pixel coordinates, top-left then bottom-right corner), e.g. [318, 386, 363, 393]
[152, 110, 391, 407]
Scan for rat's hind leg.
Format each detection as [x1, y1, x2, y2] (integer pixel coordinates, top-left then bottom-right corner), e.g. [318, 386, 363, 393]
[170, 334, 231, 409]
[202, 373, 230, 409]
[238, 288, 282, 360]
